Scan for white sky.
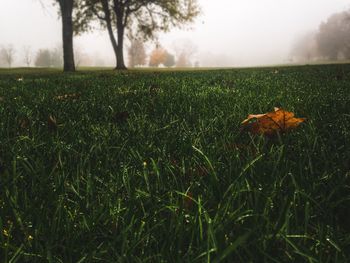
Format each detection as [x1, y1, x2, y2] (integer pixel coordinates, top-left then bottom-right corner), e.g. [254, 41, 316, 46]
[0, 0, 349, 66]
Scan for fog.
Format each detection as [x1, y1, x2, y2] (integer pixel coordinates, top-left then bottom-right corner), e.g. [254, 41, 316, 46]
[0, 0, 349, 67]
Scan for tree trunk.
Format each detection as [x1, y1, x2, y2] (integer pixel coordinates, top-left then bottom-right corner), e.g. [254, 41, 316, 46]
[116, 31, 126, 69]
[104, 14, 119, 68]
[59, 0, 75, 72]
[103, 1, 127, 70]
[116, 16, 127, 70]
[106, 23, 119, 68]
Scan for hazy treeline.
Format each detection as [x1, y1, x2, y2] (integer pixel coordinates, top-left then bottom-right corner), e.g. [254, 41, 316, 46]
[0, 45, 97, 68]
[291, 10, 350, 62]
[0, 39, 199, 69]
[3, 7, 349, 68]
[131, 39, 198, 68]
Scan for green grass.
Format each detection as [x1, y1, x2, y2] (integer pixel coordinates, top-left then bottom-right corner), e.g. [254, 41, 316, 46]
[0, 65, 349, 262]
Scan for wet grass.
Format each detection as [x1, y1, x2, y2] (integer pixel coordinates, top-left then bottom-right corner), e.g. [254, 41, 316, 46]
[0, 64, 349, 262]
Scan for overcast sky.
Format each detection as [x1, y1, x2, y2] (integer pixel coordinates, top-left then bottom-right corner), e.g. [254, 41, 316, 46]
[0, 0, 349, 66]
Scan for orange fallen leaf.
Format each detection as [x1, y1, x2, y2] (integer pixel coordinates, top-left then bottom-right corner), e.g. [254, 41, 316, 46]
[242, 107, 306, 136]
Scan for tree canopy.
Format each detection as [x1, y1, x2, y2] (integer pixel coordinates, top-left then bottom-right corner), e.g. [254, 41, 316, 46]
[317, 11, 350, 60]
[79, 0, 200, 69]
[290, 10, 350, 62]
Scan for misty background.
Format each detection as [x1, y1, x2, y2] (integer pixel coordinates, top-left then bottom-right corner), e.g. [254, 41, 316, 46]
[0, 0, 349, 68]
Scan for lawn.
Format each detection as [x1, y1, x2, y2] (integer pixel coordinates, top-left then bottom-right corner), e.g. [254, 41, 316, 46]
[0, 64, 349, 262]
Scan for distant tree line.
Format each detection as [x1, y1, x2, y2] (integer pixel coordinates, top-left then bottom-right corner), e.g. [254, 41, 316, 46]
[35, 48, 63, 68]
[127, 40, 197, 68]
[291, 10, 350, 62]
[33, 45, 89, 68]
[0, 40, 197, 69]
[0, 45, 92, 68]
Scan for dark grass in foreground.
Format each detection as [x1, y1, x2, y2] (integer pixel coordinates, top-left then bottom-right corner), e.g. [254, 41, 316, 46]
[0, 65, 349, 262]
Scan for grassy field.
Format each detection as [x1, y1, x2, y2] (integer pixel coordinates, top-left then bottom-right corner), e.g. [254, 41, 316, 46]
[0, 65, 349, 262]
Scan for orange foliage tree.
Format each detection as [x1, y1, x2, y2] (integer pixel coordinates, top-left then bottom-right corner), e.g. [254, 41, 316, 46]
[149, 46, 167, 67]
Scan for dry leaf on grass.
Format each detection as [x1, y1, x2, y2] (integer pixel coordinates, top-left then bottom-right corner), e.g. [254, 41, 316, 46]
[242, 107, 306, 136]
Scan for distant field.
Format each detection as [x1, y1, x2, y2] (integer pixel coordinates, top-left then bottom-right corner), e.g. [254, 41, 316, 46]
[0, 65, 349, 262]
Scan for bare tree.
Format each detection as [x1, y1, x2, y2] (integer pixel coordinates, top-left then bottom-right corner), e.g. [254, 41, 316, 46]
[0, 45, 15, 68]
[173, 39, 197, 67]
[176, 52, 188, 67]
[23, 46, 33, 67]
[35, 49, 52, 67]
[51, 46, 64, 67]
[128, 38, 146, 68]
[74, 48, 82, 68]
